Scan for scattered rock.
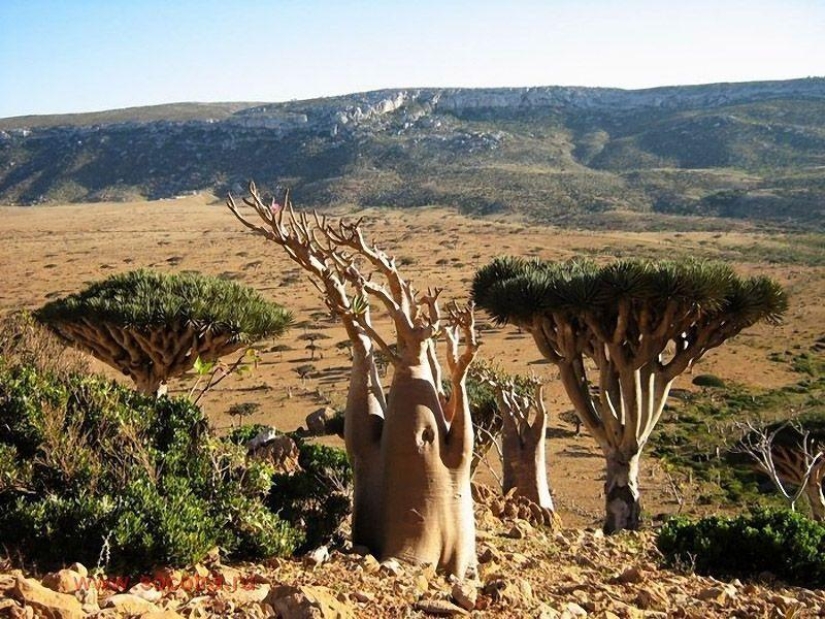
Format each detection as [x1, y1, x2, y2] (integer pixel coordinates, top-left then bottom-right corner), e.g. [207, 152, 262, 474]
[67, 564, 88, 579]
[360, 554, 381, 574]
[563, 601, 588, 617]
[219, 583, 271, 607]
[379, 558, 404, 577]
[413, 598, 469, 616]
[696, 583, 737, 605]
[12, 576, 84, 619]
[482, 577, 533, 607]
[128, 582, 164, 603]
[139, 611, 186, 619]
[304, 546, 330, 568]
[478, 546, 500, 563]
[635, 585, 670, 612]
[41, 569, 84, 594]
[506, 519, 533, 539]
[267, 584, 354, 618]
[770, 593, 802, 611]
[614, 566, 645, 584]
[350, 590, 373, 604]
[451, 581, 478, 611]
[103, 593, 159, 615]
[211, 565, 243, 589]
[8, 603, 34, 619]
[306, 407, 335, 436]
[535, 603, 562, 618]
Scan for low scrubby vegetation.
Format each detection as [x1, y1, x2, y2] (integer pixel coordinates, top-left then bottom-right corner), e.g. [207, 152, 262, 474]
[0, 360, 302, 572]
[650, 349, 825, 510]
[0, 317, 326, 573]
[658, 508, 825, 588]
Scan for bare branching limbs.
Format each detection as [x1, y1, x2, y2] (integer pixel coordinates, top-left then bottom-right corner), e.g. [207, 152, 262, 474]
[438, 301, 480, 433]
[732, 419, 825, 511]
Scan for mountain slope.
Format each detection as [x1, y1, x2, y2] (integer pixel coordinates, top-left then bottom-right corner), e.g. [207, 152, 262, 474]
[1, 78, 824, 228]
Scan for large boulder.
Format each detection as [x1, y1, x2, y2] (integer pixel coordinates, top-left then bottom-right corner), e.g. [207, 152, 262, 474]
[266, 584, 354, 618]
[12, 576, 84, 619]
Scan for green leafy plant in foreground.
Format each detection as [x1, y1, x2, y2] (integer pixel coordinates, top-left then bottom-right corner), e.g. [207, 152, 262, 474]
[268, 440, 353, 554]
[657, 508, 825, 588]
[0, 356, 302, 572]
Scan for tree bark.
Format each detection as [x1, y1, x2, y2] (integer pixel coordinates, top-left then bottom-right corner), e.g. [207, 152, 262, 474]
[500, 393, 554, 512]
[133, 371, 164, 397]
[344, 338, 384, 553]
[603, 451, 642, 533]
[380, 358, 475, 578]
[805, 478, 825, 522]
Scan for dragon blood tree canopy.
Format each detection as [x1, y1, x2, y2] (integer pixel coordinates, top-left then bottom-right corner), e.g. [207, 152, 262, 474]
[35, 269, 292, 395]
[473, 256, 788, 532]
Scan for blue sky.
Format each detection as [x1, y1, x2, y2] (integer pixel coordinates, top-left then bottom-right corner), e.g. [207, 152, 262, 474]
[0, 0, 823, 118]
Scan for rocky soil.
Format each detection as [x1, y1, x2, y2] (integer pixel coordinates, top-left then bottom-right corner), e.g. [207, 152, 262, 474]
[2, 492, 822, 619]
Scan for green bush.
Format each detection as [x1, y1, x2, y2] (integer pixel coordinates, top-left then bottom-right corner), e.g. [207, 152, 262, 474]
[268, 440, 352, 553]
[657, 508, 825, 587]
[692, 374, 726, 388]
[0, 360, 302, 572]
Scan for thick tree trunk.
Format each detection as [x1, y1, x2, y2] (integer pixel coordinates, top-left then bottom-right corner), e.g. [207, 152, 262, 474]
[133, 372, 164, 397]
[344, 340, 384, 553]
[805, 479, 825, 522]
[501, 411, 554, 512]
[603, 451, 642, 533]
[380, 361, 475, 578]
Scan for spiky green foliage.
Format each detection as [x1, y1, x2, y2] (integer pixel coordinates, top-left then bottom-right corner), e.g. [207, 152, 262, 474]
[36, 269, 292, 335]
[473, 257, 788, 347]
[34, 270, 292, 393]
[474, 257, 788, 532]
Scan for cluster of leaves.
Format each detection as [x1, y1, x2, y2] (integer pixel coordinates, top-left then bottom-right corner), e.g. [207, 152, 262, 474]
[35, 269, 293, 337]
[267, 440, 353, 554]
[225, 425, 354, 552]
[472, 256, 787, 331]
[0, 359, 302, 573]
[658, 508, 825, 587]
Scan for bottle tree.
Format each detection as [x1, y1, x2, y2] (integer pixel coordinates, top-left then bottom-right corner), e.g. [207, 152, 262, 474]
[475, 367, 555, 518]
[36, 269, 292, 396]
[227, 183, 479, 578]
[473, 257, 788, 532]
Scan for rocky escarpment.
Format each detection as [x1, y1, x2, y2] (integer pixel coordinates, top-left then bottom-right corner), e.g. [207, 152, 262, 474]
[1, 78, 824, 228]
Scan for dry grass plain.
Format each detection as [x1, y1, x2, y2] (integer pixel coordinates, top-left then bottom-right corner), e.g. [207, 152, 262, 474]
[1, 194, 823, 527]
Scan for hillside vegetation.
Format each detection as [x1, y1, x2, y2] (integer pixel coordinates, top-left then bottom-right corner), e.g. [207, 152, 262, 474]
[1, 78, 824, 229]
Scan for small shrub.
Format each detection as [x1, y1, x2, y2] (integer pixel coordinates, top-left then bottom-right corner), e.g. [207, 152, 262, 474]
[268, 440, 352, 553]
[692, 374, 726, 388]
[657, 508, 825, 587]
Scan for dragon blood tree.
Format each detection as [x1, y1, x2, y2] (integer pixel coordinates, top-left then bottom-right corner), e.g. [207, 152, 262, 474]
[473, 257, 788, 533]
[36, 269, 292, 396]
[228, 182, 479, 577]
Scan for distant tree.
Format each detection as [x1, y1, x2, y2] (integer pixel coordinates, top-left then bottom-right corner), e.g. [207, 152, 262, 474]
[473, 257, 788, 532]
[36, 269, 292, 396]
[734, 415, 825, 520]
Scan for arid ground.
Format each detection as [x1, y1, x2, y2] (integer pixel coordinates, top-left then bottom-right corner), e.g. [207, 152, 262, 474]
[2, 194, 822, 529]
